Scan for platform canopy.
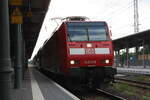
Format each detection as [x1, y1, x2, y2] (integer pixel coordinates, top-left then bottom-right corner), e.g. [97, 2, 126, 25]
[21, 0, 51, 58]
[113, 30, 150, 50]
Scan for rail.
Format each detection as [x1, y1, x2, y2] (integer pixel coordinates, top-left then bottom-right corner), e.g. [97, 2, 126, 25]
[96, 88, 126, 100]
[115, 77, 150, 89]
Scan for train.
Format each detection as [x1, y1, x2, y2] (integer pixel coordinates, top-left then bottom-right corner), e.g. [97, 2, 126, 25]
[36, 16, 116, 88]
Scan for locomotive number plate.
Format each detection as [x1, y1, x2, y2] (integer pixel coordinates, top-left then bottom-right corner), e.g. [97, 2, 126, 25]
[85, 60, 96, 64]
[85, 48, 95, 54]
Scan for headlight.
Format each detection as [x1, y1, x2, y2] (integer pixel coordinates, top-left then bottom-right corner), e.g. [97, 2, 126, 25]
[105, 60, 110, 64]
[70, 60, 75, 65]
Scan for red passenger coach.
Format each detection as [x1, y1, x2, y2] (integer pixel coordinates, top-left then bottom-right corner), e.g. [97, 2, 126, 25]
[39, 17, 116, 87]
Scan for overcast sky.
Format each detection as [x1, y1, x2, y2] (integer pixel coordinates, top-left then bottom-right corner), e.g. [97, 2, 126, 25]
[31, 0, 150, 59]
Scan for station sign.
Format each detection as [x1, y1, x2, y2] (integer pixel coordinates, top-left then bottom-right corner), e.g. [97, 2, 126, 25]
[11, 8, 23, 24]
[10, 0, 22, 6]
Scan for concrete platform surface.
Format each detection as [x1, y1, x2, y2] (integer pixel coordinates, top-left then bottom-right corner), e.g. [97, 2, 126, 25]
[11, 68, 80, 100]
[117, 67, 150, 75]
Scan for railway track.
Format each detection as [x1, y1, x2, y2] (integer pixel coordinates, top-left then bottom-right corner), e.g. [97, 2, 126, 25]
[115, 77, 150, 89]
[96, 89, 126, 100]
[79, 88, 126, 100]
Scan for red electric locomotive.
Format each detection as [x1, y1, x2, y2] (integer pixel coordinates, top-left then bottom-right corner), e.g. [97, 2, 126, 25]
[38, 16, 116, 87]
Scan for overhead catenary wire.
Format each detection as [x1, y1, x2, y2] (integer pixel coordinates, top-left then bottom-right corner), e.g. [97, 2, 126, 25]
[102, 0, 131, 14]
[101, 1, 133, 20]
[117, 26, 132, 31]
[102, 2, 133, 21]
[103, 1, 135, 36]
[140, 16, 150, 21]
[112, 23, 133, 30]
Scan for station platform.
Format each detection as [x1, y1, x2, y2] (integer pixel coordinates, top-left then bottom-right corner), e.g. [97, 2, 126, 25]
[117, 67, 150, 75]
[11, 68, 79, 100]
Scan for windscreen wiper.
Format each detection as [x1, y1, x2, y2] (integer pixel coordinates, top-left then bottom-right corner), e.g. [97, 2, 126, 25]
[86, 28, 90, 41]
[67, 34, 72, 42]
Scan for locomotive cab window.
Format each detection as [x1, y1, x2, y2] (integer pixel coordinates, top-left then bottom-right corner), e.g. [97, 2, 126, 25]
[67, 22, 109, 41]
